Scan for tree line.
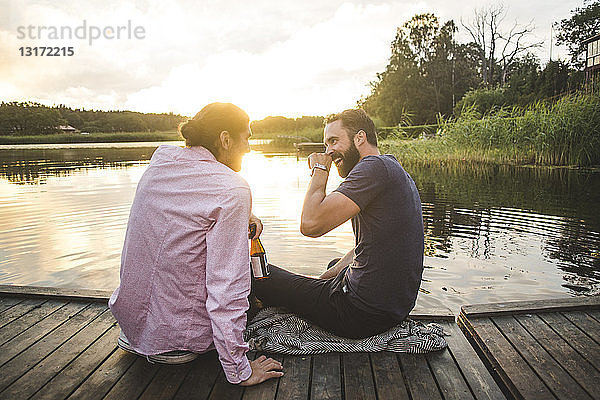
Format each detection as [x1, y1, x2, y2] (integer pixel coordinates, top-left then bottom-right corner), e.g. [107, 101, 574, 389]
[360, 2, 599, 126]
[0, 100, 325, 138]
[0, 102, 186, 136]
[2, 2, 597, 137]
[250, 115, 324, 138]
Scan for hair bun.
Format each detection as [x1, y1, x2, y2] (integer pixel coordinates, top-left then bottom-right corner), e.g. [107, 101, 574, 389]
[178, 102, 249, 153]
[179, 118, 202, 139]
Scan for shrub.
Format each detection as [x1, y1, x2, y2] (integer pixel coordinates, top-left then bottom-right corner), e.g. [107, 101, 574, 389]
[454, 88, 511, 117]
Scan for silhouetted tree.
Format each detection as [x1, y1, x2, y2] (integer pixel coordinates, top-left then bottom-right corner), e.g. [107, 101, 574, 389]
[461, 4, 542, 87]
[361, 14, 479, 125]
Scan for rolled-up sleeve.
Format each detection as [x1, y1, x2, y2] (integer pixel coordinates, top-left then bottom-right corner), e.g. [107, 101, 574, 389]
[205, 186, 253, 384]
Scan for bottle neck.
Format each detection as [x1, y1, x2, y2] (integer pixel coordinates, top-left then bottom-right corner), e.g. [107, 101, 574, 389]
[250, 237, 265, 254]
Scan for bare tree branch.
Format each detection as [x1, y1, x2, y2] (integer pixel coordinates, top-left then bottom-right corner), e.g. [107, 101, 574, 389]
[461, 3, 541, 87]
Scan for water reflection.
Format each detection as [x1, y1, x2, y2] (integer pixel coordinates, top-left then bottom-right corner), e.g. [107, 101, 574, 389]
[403, 161, 600, 310]
[0, 144, 599, 313]
[409, 162, 600, 270]
[0, 144, 351, 294]
[0, 146, 160, 185]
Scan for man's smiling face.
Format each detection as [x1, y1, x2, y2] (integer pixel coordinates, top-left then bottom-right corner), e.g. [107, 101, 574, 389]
[324, 119, 360, 178]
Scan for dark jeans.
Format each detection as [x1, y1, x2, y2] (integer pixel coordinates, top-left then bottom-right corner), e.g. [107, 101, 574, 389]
[251, 262, 397, 339]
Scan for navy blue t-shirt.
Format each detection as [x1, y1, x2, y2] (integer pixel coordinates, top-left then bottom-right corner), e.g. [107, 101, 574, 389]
[334, 154, 424, 321]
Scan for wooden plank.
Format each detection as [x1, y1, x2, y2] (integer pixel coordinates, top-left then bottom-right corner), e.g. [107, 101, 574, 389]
[426, 347, 475, 400]
[276, 355, 311, 400]
[242, 353, 281, 400]
[515, 313, 600, 399]
[409, 306, 455, 321]
[562, 311, 600, 345]
[441, 321, 506, 400]
[342, 353, 376, 400]
[0, 287, 460, 320]
[459, 315, 553, 399]
[295, 143, 326, 153]
[0, 297, 46, 328]
[588, 310, 600, 323]
[461, 297, 600, 318]
[0, 301, 90, 367]
[370, 352, 409, 400]
[0, 302, 104, 391]
[172, 351, 220, 400]
[138, 363, 192, 400]
[66, 350, 138, 400]
[0, 284, 112, 302]
[0, 296, 23, 313]
[29, 323, 120, 400]
[207, 368, 244, 400]
[208, 351, 261, 400]
[1, 307, 116, 399]
[538, 312, 600, 371]
[310, 353, 341, 400]
[102, 356, 161, 400]
[0, 299, 65, 346]
[398, 353, 443, 400]
[493, 315, 591, 400]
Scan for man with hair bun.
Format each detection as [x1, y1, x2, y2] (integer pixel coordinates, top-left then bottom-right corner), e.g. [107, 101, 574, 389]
[109, 102, 283, 386]
[254, 108, 424, 339]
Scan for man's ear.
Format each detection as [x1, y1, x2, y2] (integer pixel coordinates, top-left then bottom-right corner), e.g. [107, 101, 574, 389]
[219, 130, 232, 150]
[354, 130, 366, 146]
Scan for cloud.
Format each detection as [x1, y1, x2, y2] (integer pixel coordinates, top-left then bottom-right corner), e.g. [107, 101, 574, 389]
[125, 1, 426, 118]
[0, 0, 584, 118]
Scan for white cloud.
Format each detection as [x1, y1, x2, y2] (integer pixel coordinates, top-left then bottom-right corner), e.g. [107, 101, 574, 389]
[126, 1, 426, 118]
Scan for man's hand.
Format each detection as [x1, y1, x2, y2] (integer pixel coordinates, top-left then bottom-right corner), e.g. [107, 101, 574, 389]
[301, 152, 360, 238]
[319, 249, 354, 279]
[307, 152, 332, 172]
[248, 213, 263, 239]
[239, 355, 284, 386]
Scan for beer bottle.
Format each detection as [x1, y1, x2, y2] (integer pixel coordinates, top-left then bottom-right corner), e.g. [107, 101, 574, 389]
[249, 224, 270, 279]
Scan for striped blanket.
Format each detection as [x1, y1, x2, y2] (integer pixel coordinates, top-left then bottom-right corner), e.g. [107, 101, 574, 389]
[244, 307, 448, 355]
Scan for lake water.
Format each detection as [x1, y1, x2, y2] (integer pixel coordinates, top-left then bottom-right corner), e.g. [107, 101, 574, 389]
[1, 142, 599, 312]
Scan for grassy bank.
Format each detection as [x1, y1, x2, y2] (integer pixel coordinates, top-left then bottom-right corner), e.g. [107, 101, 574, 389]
[384, 92, 600, 167]
[250, 127, 324, 152]
[0, 131, 182, 145]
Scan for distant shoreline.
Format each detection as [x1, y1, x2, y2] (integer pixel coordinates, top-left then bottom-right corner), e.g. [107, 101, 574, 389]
[0, 131, 182, 145]
[3, 132, 598, 169]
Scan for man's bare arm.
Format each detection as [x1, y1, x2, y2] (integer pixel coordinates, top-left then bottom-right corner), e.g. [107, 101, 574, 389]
[319, 249, 354, 279]
[300, 153, 360, 237]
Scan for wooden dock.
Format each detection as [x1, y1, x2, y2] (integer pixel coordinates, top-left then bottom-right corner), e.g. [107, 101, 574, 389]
[294, 142, 326, 154]
[458, 297, 600, 400]
[4, 285, 599, 400]
[0, 285, 508, 400]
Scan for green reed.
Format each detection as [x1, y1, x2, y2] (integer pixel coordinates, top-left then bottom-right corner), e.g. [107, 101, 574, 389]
[383, 92, 600, 167]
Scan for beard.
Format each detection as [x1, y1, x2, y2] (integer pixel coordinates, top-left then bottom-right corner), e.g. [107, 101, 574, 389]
[332, 142, 360, 178]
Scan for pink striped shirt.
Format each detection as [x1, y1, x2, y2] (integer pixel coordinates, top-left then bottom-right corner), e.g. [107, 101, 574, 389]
[109, 145, 252, 383]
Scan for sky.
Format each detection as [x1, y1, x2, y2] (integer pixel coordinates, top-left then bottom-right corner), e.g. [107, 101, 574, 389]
[0, 0, 584, 119]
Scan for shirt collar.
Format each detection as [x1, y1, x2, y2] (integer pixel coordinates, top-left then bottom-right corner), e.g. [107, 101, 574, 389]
[185, 146, 218, 162]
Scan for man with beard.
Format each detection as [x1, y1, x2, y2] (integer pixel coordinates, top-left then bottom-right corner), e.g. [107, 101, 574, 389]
[253, 109, 424, 338]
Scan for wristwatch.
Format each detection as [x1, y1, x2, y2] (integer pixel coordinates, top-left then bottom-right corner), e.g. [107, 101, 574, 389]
[311, 162, 329, 176]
